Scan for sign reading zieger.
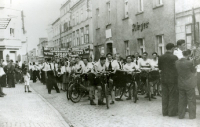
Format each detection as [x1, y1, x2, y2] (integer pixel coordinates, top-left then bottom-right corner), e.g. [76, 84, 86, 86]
[132, 22, 149, 32]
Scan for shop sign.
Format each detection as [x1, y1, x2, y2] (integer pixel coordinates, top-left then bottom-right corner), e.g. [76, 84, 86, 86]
[132, 22, 149, 32]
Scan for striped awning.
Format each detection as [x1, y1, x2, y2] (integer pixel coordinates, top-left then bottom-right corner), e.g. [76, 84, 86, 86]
[0, 18, 11, 29]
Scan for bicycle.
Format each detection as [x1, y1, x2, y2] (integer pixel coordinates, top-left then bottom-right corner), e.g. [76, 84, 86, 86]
[68, 73, 91, 103]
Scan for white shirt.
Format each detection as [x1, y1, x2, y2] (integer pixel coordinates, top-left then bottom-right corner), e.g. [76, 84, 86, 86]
[61, 66, 66, 74]
[123, 62, 138, 71]
[83, 62, 94, 73]
[105, 60, 119, 71]
[29, 65, 33, 70]
[114, 60, 123, 70]
[94, 62, 106, 73]
[139, 59, 151, 69]
[74, 60, 85, 73]
[133, 57, 143, 69]
[0, 67, 5, 77]
[43, 62, 52, 71]
[23, 73, 30, 82]
[196, 65, 200, 72]
[150, 59, 159, 70]
[32, 65, 37, 71]
[174, 48, 183, 59]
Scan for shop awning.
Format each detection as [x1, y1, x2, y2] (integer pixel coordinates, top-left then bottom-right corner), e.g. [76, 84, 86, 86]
[0, 18, 11, 29]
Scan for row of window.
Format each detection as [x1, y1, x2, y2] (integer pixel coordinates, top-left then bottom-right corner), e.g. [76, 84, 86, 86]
[124, 35, 164, 56]
[96, 0, 163, 27]
[72, 26, 89, 47]
[59, 26, 90, 48]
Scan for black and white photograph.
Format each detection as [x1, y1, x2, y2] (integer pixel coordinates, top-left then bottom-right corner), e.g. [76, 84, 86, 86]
[0, 0, 200, 126]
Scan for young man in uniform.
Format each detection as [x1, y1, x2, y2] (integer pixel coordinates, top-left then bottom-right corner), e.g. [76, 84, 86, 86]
[44, 58, 60, 94]
[105, 53, 119, 104]
[93, 56, 107, 105]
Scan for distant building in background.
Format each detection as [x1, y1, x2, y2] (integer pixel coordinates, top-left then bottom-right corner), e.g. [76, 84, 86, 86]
[175, 0, 200, 49]
[46, 25, 54, 47]
[0, 0, 27, 63]
[52, 18, 61, 48]
[50, 0, 94, 59]
[37, 38, 48, 59]
[28, 48, 37, 63]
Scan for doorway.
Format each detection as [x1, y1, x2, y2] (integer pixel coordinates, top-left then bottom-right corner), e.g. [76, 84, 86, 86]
[107, 43, 113, 54]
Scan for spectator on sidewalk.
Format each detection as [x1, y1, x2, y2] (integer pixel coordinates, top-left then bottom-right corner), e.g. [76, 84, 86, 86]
[176, 50, 196, 119]
[158, 43, 178, 117]
[0, 62, 6, 97]
[23, 69, 32, 93]
[7, 60, 16, 88]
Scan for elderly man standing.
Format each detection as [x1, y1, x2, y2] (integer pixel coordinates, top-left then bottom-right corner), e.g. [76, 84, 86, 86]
[176, 50, 196, 119]
[158, 43, 178, 116]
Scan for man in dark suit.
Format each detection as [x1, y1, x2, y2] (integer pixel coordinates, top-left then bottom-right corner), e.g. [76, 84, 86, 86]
[7, 60, 15, 88]
[158, 43, 178, 116]
[176, 50, 196, 119]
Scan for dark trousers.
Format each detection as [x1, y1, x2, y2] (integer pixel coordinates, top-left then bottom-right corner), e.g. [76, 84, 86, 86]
[162, 83, 178, 116]
[7, 73, 15, 88]
[36, 71, 41, 81]
[32, 70, 37, 83]
[197, 72, 200, 95]
[178, 88, 196, 119]
[41, 70, 46, 84]
[47, 71, 59, 93]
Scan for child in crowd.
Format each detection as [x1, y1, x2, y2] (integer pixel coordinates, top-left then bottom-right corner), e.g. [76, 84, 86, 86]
[23, 69, 32, 93]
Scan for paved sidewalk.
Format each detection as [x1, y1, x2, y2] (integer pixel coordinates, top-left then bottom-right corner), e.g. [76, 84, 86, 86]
[31, 81, 200, 127]
[0, 83, 69, 127]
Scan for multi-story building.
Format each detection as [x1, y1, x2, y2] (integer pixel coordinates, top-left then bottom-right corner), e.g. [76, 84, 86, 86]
[52, 18, 61, 48]
[92, 0, 176, 59]
[0, 0, 27, 62]
[50, 0, 93, 58]
[37, 38, 48, 58]
[69, 0, 93, 57]
[175, 0, 200, 49]
[28, 48, 37, 63]
[46, 25, 54, 47]
[59, 0, 72, 49]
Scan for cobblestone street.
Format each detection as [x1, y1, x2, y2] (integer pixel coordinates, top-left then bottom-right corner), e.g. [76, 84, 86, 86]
[31, 81, 200, 127]
[0, 83, 69, 127]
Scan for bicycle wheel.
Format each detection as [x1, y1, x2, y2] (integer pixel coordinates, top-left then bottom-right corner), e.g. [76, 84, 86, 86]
[146, 78, 151, 101]
[133, 81, 138, 103]
[105, 83, 109, 109]
[69, 83, 82, 103]
[66, 82, 72, 100]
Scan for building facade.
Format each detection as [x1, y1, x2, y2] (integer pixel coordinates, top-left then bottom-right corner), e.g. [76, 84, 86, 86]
[52, 18, 61, 48]
[0, 0, 27, 62]
[50, 0, 93, 58]
[46, 25, 54, 47]
[28, 48, 38, 63]
[37, 38, 48, 58]
[175, 0, 200, 49]
[92, 0, 176, 59]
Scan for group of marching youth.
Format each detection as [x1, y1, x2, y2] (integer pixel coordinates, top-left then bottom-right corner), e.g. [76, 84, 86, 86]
[60, 51, 161, 105]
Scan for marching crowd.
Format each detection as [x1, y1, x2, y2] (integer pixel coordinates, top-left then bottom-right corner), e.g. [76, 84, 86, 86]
[0, 39, 200, 120]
